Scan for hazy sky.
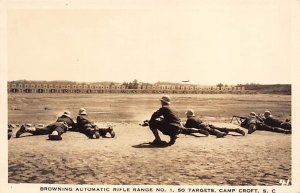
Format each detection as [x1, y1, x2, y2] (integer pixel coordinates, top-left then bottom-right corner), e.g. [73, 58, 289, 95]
[7, 1, 292, 85]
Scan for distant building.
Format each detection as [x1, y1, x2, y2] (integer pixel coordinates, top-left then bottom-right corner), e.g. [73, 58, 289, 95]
[7, 80, 246, 94]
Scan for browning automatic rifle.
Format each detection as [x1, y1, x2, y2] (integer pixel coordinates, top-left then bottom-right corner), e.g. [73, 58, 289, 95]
[231, 115, 243, 125]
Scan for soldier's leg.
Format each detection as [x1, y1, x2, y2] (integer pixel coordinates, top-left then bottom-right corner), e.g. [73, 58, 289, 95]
[33, 127, 53, 135]
[210, 125, 245, 136]
[16, 124, 51, 138]
[48, 126, 64, 140]
[273, 127, 291, 134]
[53, 126, 64, 135]
[148, 119, 163, 142]
[207, 124, 227, 138]
[256, 123, 290, 134]
[180, 127, 209, 136]
[83, 126, 96, 139]
[150, 123, 180, 145]
[91, 125, 100, 139]
[210, 129, 227, 138]
[99, 126, 115, 138]
[167, 125, 181, 145]
[257, 124, 274, 132]
[8, 126, 13, 140]
[280, 122, 291, 130]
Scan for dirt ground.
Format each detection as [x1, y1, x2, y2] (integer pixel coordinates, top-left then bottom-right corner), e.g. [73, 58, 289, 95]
[8, 94, 291, 185]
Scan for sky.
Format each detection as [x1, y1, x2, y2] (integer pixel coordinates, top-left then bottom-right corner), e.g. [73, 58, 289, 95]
[7, 1, 292, 85]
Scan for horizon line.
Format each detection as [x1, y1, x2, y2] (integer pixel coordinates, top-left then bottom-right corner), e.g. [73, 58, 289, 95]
[7, 79, 292, 86]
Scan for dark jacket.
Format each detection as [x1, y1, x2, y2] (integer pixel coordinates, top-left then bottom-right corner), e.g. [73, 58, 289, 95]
[264, 116, 283, 127]
[46, 122, 68, 133]
[240, 116, 259, 129]
[56, 115, 76, 130]
[184, 116, 203, 129]
[150, 105, 181, 126]
[76, 114, 93, 131]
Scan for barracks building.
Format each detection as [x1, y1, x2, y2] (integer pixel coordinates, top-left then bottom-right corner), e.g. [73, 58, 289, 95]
[7, 80, 245, 94]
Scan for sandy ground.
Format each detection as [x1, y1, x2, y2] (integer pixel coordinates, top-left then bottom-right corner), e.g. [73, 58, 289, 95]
[7, 94, 291, 185]
[8, 122, 291, 185]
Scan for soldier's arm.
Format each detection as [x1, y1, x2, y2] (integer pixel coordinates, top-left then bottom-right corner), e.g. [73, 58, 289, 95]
[255, 115, 264, 122]
[150, 107, 164, 121]
[184, 119, 192, 128]
[70, 118, 76, 130]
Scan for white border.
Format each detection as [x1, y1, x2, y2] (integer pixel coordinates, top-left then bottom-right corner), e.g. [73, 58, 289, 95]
[1, 0, 300, 193]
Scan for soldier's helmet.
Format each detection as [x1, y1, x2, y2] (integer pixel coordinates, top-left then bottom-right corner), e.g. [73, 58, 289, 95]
[264, 110, 271, 118]
[185, 109, 195, 117]
[63, 111, 71, 118]
[160, 95, 171, 105]
[249, 112, 257, 117]
[78, 108, 87, 115]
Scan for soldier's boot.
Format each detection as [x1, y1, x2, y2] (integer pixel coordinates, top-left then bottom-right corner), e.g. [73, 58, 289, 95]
[100, 126, 115, 138]
[186, 128, 209, 136]
[140, 120, 149, 127]
[86, 128, 96, 139]
[8, 124, 15, 140]
[107, 126, 115, 138]
[169, 135, 178, 145]
[8, 129, 13, 140]
[273, 127, 290, 134]
[90, 125, 100, 139]
[209, 124, 229, 134]
[285, 130, 292, 134]
[234, 128, 246, 136]
[198, 129, 209, 136]
[16, 124, 36, 138]
[48, 130, 63, 140]
[212, 129, 227, 138]
[94, 130, 100, 139]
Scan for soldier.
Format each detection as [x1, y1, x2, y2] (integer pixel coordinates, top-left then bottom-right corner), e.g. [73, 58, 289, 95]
[76, 108, 115, 139]
[263, 110, 291, 131]
[238, 112, 259, 134]
[238, 112, 291, 134]
[142, 96, 210, 145]
[147, 95, 181, 145]
[8, 124, 14, 140]
[15, 121, 68, 140]
[15, 111, 75, 140]
[56, 111, 76, 131]
[184, 109, 245, 138]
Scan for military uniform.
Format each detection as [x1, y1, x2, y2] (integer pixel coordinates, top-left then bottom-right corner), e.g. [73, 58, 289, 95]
[239, 115, 291, 134]
[8, 124, 14, 140]
[15, 111, 73, 139]
[149, 105, 182, 137]
[16, 122, 68, 138]
[184, 116, 244, 138]
[76, 110, 115, 139]
[264, 116, 291, 131]
[56, 114, 76, 131]
[76, 114, 98, 138]
[147, 95, 187, 145]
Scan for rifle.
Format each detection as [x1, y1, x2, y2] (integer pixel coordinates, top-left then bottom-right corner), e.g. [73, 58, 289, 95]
[230, 115, 243, 125]
[139, 117, 164, 127]
[139, 120, 149, 127]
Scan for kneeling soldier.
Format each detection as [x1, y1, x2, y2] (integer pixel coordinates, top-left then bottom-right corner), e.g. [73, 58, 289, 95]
[147, 95, 182, 145]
